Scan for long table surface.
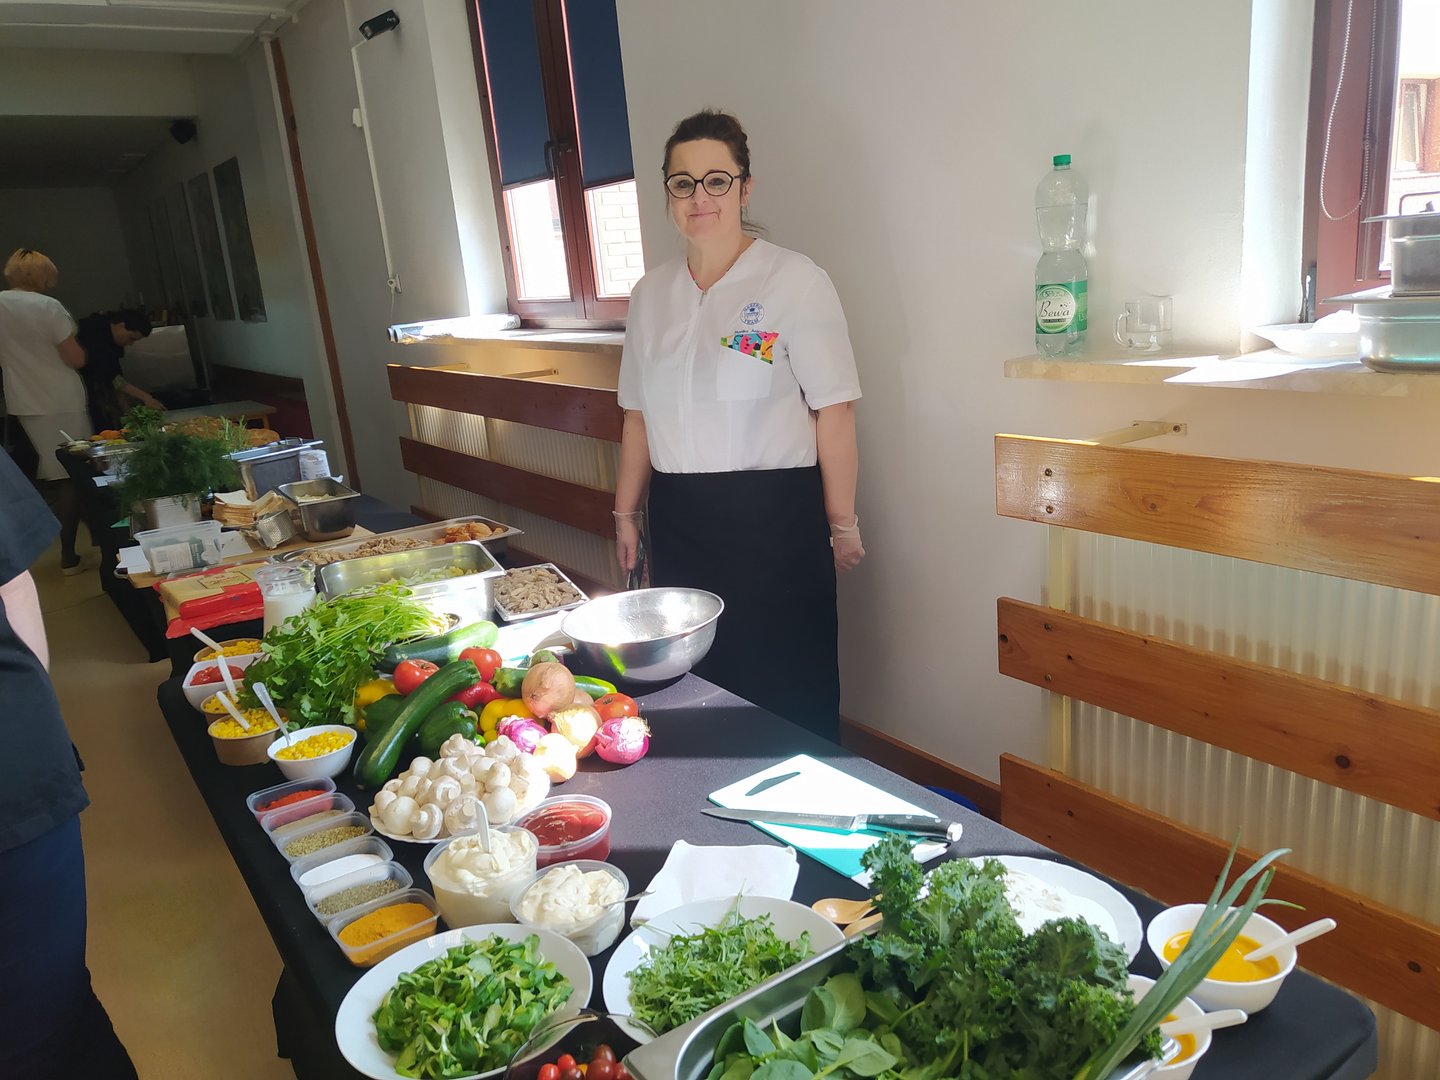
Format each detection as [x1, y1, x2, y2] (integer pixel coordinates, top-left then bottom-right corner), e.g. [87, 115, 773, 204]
[157, 671, 1378, 1080]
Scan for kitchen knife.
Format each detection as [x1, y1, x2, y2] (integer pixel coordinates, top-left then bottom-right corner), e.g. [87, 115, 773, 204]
[703, 807, 963, 843]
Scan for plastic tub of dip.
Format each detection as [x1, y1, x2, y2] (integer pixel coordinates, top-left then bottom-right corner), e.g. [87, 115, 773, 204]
[514, 795, 612, 867]
[424, 826, 538, 927]
[509, 860, 628, 957]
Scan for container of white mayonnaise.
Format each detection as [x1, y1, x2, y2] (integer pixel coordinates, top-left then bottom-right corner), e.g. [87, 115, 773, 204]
[509, 859, 628, 956]
[424, 825, 538, 926]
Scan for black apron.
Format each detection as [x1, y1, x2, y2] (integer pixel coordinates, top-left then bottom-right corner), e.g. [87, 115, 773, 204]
[648, 465, 839, 742]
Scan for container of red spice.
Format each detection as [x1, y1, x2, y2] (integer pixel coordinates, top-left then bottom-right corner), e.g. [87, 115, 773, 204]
[515, 795, 612, 866]
[246, 777, 337, 822]
[261, 792, 357, 840]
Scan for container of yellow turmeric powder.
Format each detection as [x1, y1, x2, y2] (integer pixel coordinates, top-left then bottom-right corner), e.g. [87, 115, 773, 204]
[329, 889, 442, 966]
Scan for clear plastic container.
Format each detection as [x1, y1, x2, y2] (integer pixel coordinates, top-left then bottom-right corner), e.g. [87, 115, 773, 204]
[260, 792, 356, 840]
[249, 777, 337, 822]
[515, 795, 612, 867]
[509, 860, 628, 957]
[424, 826, 538, 926]
[328, 888, 442, 967]
[274, 810, 373, 862]
[136, 519, 223, 575]
[290, 836, 395, 895]
[306, 860, 414, 924]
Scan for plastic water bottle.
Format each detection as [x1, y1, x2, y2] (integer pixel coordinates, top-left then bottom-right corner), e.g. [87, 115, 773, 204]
[1034, 153, 1089, 356]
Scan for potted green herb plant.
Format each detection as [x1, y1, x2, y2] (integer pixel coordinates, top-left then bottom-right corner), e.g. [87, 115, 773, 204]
[113, 430, 244, 531]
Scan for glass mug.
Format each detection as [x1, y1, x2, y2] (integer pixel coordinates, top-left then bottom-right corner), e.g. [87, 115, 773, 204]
[1113, 296, 1173, 352]
[254, 561, 316, 635]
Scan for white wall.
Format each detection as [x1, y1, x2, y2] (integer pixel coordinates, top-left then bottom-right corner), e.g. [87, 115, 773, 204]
[0, 48, 196, 117]
[613, 0, 1440, 779]
[278, 0, 505, 501]
[0, 187, 136, 315]
[115, 47, 341, 455]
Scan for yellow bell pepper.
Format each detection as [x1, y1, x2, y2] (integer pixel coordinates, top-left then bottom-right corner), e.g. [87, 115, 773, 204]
[355, 678, 397, 708]
[480, 698, 533, 732]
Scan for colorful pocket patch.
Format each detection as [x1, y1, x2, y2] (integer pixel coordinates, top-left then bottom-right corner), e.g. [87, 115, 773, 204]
[721, 330, 779, 363]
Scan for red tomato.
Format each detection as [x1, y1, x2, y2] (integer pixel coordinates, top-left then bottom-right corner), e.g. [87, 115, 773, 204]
[595, 693, 639, 721]
[613, 1065, 631, 1080]
[556, 1055, 577, 1072]
[393, 659, 440, 695]
[458, 647, 503, 682]
[588, 1062, 614, 1080]
[539, 1066, 560, 1080]
[591, 1047, 615, 1065]
[450, 681, 502, 709]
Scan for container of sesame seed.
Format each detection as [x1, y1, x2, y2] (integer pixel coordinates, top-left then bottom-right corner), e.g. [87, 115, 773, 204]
[276, 811, 373, 862]
[305, 860, 413, 924]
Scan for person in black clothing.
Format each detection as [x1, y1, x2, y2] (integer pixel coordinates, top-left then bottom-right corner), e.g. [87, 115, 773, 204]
[0, 448, 138, 1079]
[74, 309, 162, 432]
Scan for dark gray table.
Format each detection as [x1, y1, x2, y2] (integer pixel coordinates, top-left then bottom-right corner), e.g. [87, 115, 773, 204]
[157, 672, 1376, 1079]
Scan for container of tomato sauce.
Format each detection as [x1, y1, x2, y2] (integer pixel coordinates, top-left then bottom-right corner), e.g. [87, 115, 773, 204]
[192, 665, 247, 686]
[515, 795, 612, 866]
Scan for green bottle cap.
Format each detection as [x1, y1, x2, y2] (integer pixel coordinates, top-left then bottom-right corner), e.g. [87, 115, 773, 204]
[1053, 154, 1072, 167]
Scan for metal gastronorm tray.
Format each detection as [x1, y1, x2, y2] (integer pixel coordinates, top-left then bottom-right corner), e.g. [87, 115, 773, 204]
[492, 563, 590, 623]
[280, 514, 521, 564]
[317, 541, 503, 599]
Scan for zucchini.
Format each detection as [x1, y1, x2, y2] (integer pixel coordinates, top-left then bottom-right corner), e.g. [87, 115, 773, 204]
[379, 620, 498, 672]
[492, 666, 527, 698]
[418, 701, 478, 757]
[362, 694, 407, 739]
[353, 659, 479, 788]
[574, 675, 618, 700]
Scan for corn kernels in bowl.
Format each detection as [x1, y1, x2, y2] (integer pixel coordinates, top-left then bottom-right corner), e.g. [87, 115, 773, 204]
[275, 730, 355, 761]
[208, 712, 279, 738]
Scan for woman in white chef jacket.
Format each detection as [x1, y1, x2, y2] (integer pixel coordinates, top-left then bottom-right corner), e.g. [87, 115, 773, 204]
[614, 110, 863, 742]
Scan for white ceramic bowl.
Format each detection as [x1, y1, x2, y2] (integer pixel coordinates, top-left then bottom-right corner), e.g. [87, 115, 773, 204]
[1126, 974, 1214, 1080]
[191, 637, 266, 664]
[267, 724, 359, 781]
[1146, 903, 1296, 1014]
[334, 923, 592, 1079]
[182, 654, 262, 710]
[1250, 321, 1360, 358]
[602, 895, 845, 1042]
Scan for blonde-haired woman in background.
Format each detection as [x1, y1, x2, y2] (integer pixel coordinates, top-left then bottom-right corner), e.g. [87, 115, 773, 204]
[0, 249, 90, 574]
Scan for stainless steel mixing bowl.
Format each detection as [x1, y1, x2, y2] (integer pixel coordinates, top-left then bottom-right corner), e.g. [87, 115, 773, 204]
[562, 588, 724, 683]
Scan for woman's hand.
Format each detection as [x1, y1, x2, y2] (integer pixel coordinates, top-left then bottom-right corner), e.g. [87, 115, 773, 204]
[830, 516, 865, 573]
[614, 511, 643, 572]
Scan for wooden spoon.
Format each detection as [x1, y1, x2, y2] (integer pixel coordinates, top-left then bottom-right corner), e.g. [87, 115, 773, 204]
[843, 911, 884, 937]
[811, 896, 875, 925]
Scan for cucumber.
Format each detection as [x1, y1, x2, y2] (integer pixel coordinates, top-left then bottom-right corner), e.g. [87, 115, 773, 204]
[492, 666, 526, 698]
[418, 701, 478, 757]
[574, 676, 618, 700]
[379, 620, 498, 673]
[353, 659, 479, 788]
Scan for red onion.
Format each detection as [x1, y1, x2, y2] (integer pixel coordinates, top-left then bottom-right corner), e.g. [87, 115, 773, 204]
[593, 715, 651, 765]
[497, 716, 547, 754]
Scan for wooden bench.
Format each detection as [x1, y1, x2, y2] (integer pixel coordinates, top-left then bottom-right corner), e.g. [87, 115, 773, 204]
[993, 433, 1440, 1035]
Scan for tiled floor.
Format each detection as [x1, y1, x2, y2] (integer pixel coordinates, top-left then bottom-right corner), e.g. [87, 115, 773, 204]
[33, 546, 294, 1079]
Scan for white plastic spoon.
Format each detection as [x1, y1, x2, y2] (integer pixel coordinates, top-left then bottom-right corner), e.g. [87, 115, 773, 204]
[190, 626, 226, 657]
[1160, 1009, 1248, 1039]
[216, 689, 252, 732]
[1244, 918, 1337, 963]
[252, 682, 289, 746]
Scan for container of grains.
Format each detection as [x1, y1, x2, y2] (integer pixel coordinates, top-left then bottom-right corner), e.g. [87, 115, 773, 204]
[329, 889, 442, 966]
[261, 793, 356, 843]
[247, 777, 337, 821]
[290, 836, 395, 896]
[306, 860, 413, 924]
[276, 811, 373, 862]
[206, 712, 283, 766]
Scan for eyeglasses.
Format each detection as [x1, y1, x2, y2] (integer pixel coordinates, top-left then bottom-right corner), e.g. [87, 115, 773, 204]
[664, 170, 746, 199]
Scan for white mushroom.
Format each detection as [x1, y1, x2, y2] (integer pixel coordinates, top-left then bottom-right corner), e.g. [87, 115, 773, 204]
[412, 777, 434, 803]
[412, 804, 444, 840]
[457, 771, 479, 794]
[486, 735, 520, 763]
[407, 756, 436, 777]
[372, 789, 398, 816]
[444, 794, 484, 836]
[442, 756, 472, 782]
[439, 734, 474, 759]
[382, 778, 403, 794]
[481, 785, 517, 824]
[470, 756, 498, 780]
[398, 774, 425, 799]
[382, 795, 419, 835]
[484, 761, 513, 790]
[427, 775, 462, 806]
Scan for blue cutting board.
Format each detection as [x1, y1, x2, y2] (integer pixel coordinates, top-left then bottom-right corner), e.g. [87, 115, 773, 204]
[708, 755, 950, 883]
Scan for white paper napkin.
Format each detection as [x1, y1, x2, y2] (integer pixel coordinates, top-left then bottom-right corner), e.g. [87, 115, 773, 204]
[631, 840, 800, 925]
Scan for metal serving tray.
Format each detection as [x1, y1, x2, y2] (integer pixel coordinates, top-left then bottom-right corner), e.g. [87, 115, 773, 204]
[318, 541, 504, 621]
[492, 563, 590, 623]
[623, 936, 1174, 1080]
[279, 514, 522, 564]
[230, 438, 322, 499]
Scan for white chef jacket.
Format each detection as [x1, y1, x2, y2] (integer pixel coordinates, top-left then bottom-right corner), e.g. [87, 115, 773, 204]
[618, 239, 861, 474]
[0, 290, 83, 415]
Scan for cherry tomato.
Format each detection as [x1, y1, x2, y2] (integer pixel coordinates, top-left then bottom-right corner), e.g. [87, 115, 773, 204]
[561, 1068, 583, 1080]
[392, 658, 441, 695]
[595, 693, 639, 721]
[556, 1055, 577, 1072]
[588, 1061, 614, 1080]
[539, 1066, 560, 1080]
[613, 1064, 631, 1080]
[591, 1047, 616, 1065]
[450, 681, 502, 709]
[459, 647, 503, 682]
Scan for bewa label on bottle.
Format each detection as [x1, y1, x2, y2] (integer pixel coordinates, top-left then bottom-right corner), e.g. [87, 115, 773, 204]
[1035, 281, 1088, 334]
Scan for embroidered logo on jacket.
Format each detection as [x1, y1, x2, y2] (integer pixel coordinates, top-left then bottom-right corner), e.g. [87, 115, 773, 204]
[740, 301, 765, 325]
[721, 330, 779, 363]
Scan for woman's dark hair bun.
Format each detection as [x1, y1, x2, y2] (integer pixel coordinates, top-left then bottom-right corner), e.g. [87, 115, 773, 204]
[663, 109, 750, 177]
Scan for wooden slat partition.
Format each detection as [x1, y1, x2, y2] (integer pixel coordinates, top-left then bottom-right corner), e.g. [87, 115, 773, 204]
[389, 364, 623, 442]
[839, 718, 1002, 821]
[399, 438, 612, 538]
[1000, 754, 1440, 1032]
[998, 597, 1440, 821]
[994, 434, 1440, 597]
